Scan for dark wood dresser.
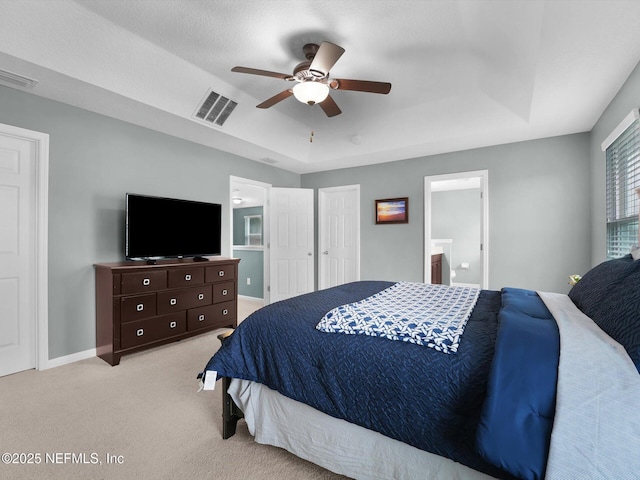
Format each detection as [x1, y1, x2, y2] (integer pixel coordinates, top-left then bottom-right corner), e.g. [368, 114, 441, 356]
[95, 257, 239, 366]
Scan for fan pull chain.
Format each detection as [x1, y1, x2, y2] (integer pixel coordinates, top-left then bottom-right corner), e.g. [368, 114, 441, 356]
[310, 130, 314, 143]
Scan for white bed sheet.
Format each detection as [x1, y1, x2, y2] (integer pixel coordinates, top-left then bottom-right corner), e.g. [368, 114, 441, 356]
[228, 378, 496, 480]
[539, 292, 640, 480]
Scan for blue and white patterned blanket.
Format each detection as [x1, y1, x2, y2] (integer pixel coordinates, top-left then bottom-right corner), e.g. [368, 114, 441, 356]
[316, 282, 480, 353]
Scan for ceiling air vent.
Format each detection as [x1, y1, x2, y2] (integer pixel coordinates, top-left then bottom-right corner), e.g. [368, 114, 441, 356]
[194, 89, 237, 127]
[0, 68, 38, 89]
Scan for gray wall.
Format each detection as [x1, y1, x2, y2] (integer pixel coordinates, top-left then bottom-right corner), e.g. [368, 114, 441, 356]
[0, 86, 299, 360]
[302, 133, 592, 293]
[232, 206, 264, 298]
[432, 188, 481, 285]
[589, 61, 640, 265]
[4, 57, 623, 359]
[232, 250, 264, 298]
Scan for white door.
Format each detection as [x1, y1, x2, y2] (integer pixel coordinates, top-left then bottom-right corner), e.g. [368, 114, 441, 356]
[0, 129, 37, 376]
[318, 185, 360, 289]
[269, 187, 314, 302]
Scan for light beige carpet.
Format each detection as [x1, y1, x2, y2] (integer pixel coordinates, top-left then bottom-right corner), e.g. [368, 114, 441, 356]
[0, 299, 347, 480]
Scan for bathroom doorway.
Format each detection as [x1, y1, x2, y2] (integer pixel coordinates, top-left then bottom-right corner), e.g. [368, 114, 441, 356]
[424, 170, 489, 288]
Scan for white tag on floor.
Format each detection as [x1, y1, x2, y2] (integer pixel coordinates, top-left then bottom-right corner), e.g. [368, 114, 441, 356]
[203, 370, 217, 390]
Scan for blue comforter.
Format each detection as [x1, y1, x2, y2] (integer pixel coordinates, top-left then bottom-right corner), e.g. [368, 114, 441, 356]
[203, 281, 517, 479]
[476, 288, 560, 480]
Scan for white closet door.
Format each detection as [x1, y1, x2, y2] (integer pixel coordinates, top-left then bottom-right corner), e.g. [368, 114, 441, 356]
[269, 187, 314, 303]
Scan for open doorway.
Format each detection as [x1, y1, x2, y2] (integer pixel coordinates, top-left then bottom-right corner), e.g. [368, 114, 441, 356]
[424, 170, 489, 288]
[230, 177, 316, 306]
[229, 176, 270, 305]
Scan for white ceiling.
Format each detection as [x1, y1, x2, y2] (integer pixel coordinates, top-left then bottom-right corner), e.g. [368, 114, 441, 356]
[1, 0, 640, 174]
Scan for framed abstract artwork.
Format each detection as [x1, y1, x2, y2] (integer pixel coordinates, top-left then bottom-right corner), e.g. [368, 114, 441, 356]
[375, 197, 409, 224]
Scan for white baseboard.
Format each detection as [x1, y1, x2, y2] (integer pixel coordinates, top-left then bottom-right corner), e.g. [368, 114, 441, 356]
[238, 295, 264, 302]
[41, 348, 97, 370]
[451, 282, 481, 288]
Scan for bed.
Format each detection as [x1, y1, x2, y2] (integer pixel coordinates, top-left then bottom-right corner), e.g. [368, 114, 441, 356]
[200, 255, 640, 480]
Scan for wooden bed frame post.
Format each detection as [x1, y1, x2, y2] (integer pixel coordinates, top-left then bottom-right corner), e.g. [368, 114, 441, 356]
[218, 330, 243, 439]
[222, 376, 243, 439]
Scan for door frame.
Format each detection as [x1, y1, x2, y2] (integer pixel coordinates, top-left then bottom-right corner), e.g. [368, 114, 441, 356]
[318, 184, 361, 289]
[0, 122, 49, 371]
[424, 170, 489, 288]
[229, 175, 271, 304]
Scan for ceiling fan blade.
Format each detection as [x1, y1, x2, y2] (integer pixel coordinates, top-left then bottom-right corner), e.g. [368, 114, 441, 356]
[232, 66, 292, 80]
[319, 95, 342, 117]
[256, 90, 293, 109]
[331, 78, 392, 94]
[309, 42, 345, 77]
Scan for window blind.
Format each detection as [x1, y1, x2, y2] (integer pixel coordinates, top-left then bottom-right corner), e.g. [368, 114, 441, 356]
[606, 115, 640, 258]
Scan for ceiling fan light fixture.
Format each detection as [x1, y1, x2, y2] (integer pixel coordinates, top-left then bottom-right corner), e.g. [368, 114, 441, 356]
[293, 81, 329, 105]
[232, 41, 390, 117]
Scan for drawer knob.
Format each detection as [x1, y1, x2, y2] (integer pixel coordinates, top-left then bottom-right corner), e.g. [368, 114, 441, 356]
[185, 274, 191, 281]
[198, 293, 204, 300]
[143, 278, 150, 286]
[218, 270, 225, 277]
[170, 321, 177, 328]
[222, 289, 228, 296]
[222, 309, 228, 315]
[136, 303, 144, 312]
[170, 298, 177, 306]
[198, 314, 205, 322]
[136, 328, 144, 337]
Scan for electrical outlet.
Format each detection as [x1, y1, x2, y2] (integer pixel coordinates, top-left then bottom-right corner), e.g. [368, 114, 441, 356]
[247, 277, 251, 285]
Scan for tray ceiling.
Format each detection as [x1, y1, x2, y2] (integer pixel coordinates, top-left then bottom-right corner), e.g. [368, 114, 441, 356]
[1, 0, 639, 173]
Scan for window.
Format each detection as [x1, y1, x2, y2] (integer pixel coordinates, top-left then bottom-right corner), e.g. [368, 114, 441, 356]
[605, 110, 640, 259]
[244, 215, 262, 246]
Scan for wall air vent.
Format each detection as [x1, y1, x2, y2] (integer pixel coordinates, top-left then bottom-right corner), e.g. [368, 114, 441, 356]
[0, 68, 38, 89]
[193, 89, 237, 127]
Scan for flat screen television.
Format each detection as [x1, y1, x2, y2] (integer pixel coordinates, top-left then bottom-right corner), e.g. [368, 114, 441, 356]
[125, 193, 222, 261]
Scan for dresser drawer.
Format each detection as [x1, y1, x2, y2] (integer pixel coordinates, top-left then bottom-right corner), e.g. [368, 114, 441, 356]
[213, 281, 235, 303]
[211, 300, 236, 325]
[157, 284, 212, 315]
[187, 300, 235, 331]
[121, 312, 186, 349]
[121, 270, 167, 294]
[206, 264, 236, 283]
[167, 267, 204, 288]
[121, 293, 157, 323]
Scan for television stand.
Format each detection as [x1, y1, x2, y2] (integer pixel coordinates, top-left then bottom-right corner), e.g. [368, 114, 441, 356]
[192, 256, 210, 262]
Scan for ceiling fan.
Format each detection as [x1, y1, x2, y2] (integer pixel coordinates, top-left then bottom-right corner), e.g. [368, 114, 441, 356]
[231, 41, 392, 117]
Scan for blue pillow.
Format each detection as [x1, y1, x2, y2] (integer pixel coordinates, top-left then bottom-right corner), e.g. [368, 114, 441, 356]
[568, 255, 639, 312]
[569, 255, 640, 373]
[585, 270, 640, 372]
